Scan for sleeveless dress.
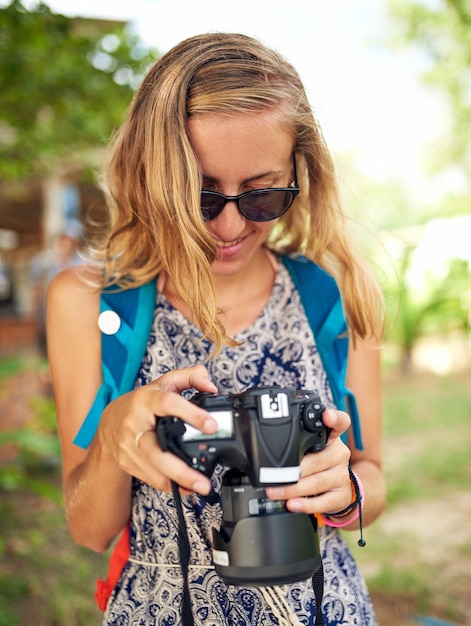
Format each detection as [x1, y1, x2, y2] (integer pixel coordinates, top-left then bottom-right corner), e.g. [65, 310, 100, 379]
[103, 261, 378, 626]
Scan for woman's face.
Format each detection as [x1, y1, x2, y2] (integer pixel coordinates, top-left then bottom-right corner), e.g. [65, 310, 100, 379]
[187, 110, 294, 279]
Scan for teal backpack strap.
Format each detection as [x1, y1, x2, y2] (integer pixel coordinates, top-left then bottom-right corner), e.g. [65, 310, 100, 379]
[74, 280, 157, 449]
[282, 255, 363, 450]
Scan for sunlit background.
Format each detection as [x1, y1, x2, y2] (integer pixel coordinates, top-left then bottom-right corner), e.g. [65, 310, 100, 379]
[21, 0, 450, 184]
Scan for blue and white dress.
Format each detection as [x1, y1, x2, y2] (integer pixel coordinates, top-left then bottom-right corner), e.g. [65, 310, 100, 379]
[103, 260, 378, 626]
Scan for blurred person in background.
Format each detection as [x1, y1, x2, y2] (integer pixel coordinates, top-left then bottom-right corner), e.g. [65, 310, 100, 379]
[0, 252, 15, 317]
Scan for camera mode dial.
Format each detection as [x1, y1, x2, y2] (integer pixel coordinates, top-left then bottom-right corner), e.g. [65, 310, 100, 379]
[300, 399, 325, 432]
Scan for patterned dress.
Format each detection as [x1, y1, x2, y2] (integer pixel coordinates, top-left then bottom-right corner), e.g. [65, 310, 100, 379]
[103, 261, 378, 626]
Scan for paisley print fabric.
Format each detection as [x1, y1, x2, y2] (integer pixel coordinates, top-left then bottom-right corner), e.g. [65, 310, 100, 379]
[103, 261, 378, 625]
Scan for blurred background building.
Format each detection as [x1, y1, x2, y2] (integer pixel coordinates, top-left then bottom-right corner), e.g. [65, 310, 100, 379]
[0, 4, 157, 354]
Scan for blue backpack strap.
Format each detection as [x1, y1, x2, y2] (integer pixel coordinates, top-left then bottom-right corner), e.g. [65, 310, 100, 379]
[74, 280, 157, 449]
[281, 255, 363, 450]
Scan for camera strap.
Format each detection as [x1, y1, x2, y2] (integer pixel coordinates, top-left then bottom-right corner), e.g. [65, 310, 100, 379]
[171, 481, 326, 626]
[171, 480, 195, 626]
[312, 563, 325, 626]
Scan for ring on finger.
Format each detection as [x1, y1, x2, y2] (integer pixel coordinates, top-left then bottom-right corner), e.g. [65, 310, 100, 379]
[135, 430, 153, 448]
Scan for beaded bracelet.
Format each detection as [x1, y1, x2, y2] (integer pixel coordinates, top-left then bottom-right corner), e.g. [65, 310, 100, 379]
[321, 467, 366, 547]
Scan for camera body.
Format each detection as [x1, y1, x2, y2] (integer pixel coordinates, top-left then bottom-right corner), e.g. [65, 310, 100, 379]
[157, 386, 329, 487]
[157, 386, 330, 586]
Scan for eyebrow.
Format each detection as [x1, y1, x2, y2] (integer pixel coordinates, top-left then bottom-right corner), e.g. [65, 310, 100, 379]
[201, 169, 284, 184]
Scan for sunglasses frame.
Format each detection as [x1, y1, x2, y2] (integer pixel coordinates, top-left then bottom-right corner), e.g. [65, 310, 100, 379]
[201, 156, 300, 223]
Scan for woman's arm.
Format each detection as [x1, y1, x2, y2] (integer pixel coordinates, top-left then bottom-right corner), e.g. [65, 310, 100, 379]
[47, 267, 131, 551]
[47, 268, 219, 552]
[331, 334, 386, 527]
[345, 335, 386, 528]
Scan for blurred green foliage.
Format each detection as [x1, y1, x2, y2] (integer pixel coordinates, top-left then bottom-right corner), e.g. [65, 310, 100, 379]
[0, 376, 62, 501]
[0, 0, 158, 179]
[383, 248, 470, 372]
[388, 0, 471, 177]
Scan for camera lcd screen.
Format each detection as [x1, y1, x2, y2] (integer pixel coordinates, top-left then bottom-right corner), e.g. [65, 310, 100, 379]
[182, 410, 234, 441]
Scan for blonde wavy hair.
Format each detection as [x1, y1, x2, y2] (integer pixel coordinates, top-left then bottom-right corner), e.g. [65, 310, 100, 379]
[93, 32, 383, 354]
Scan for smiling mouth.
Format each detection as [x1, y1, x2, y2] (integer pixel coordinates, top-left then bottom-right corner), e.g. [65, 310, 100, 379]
[216, 236, 245, 248]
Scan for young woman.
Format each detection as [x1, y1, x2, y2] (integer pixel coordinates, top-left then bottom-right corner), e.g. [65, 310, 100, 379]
[47, 33, 386, 625]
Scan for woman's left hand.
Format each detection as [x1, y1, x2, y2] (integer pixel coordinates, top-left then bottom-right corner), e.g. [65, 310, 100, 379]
[265, 409, 352, 515]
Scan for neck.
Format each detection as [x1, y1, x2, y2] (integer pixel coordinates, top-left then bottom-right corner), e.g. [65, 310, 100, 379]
[213, 248, 277, 310]
[159, 248, 278, 336]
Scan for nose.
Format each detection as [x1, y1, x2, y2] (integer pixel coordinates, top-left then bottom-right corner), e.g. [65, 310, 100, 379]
[208, 199, 247, 239]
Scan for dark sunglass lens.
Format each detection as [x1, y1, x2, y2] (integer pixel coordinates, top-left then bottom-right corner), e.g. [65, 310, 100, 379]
[240, 190, 293, 221]
[201, 192, 224, 221]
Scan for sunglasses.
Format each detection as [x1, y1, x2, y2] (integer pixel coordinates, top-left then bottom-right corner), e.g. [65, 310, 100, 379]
[201, 157, 299, 222]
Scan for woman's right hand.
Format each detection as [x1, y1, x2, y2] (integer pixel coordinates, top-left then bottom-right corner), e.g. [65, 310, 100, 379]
[47, 269, 218, 550]
[97, 365, 219, 495]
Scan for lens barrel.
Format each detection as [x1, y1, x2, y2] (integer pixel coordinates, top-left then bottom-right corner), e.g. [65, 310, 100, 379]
[213, 470, 322, 586]
[212, 511, 321, 586]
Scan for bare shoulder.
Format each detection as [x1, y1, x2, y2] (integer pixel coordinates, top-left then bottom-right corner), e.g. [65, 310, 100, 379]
[47, 265, 100, 307]
[46, 264, 103, 363]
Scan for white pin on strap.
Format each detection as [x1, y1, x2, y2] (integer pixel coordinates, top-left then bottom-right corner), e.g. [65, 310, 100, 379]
[98, 310, 121, 335]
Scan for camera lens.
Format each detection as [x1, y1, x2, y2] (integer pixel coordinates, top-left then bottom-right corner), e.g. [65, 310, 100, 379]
[248, 498, 287, 516]
[221, 470, 289, 523]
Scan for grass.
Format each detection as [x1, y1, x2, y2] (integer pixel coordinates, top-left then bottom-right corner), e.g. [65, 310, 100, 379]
[0, 356, 470, 625]
[347, 368, 471, 625]
[0, 355, 30, 377]
[380, 369, 471, 504]
[0, 495, 106, 626]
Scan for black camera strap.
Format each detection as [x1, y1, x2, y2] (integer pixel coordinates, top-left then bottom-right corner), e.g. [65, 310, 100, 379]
[312, 563, 325, 626]
[171, 481, 195, 626]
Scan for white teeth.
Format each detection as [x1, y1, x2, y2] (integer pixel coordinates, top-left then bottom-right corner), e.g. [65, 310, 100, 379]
[218, 238, 242, 248]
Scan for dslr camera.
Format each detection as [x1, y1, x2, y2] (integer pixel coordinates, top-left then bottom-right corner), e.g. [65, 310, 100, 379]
[157, 386, 329, 586]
